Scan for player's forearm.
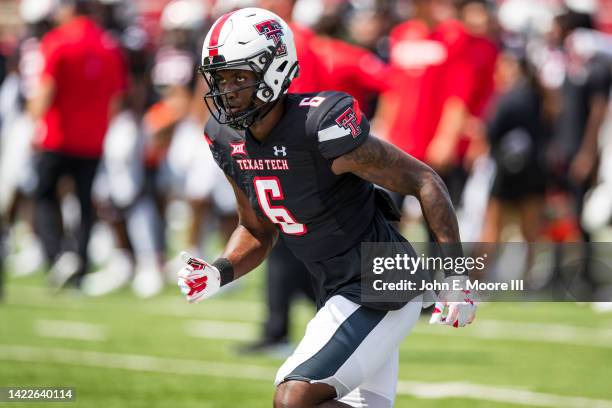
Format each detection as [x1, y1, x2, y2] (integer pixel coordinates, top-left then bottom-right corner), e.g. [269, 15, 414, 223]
[220, 224, 277, 279]
[417, 171, 461, 243]
[332, 136, 460, 243]
[382, 153, 461, 243]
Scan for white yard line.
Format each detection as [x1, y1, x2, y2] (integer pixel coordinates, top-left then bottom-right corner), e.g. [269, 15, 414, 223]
[0, 344, 276, 381]
[6, 286, 265, 319]
[34, 320, 107, 342]
[396, 381, 612, 408]
[417, 319, 612, 348]
[1, 344, 611, 408]
[185, 320, 258, 341]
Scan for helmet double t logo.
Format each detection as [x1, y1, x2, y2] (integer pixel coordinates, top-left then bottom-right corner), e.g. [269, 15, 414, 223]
[335, 107, 362, 138]
[254, 19, 287, 56]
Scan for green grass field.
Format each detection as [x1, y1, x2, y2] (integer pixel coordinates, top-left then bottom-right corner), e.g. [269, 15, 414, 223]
[2, 265, 612, 408]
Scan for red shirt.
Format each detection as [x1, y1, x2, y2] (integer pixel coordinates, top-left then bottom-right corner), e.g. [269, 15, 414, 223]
[310, 37, 391, 116]
[39, 17, 127, 158]
[288, 23, 326, 93]
[385, 19, 433, 153]
[401, 20, 480, 161]
[455, 34, 498, 158]
[467, 35, 498, 119]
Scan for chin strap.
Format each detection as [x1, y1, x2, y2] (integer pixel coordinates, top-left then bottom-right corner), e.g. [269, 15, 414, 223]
[229, 92, 284, 130]
[237, 64, 296, 130]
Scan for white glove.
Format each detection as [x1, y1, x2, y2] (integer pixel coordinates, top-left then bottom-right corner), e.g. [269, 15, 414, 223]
[429, 276, 477, 328]
[177, 252, 221, 303]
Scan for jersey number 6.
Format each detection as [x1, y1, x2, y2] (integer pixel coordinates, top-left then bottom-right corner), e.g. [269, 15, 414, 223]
[254, 177, 307, 235]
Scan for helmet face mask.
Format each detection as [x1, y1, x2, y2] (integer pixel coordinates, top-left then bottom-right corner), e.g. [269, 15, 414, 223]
[199, 8, 299, 130]
[200, 47, 279, 130]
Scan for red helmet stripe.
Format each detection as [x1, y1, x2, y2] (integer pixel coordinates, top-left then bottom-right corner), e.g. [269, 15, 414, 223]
[208, 11, 236, 56]
[352, 99, 362, 123]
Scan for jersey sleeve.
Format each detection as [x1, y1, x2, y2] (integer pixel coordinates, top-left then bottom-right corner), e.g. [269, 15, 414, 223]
[203, 119, 232, 175]
[307, 92, 371, 159]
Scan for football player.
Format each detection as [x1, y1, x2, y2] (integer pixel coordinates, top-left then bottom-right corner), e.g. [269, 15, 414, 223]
[177, 8, 476, 408]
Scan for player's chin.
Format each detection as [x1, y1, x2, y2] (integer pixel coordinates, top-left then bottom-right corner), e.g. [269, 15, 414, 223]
[227, 101, 254, 114]
[227, 106, 245, 114]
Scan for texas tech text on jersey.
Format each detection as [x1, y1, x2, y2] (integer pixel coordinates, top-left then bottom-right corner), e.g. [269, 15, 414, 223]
[205, 91, 374, 262]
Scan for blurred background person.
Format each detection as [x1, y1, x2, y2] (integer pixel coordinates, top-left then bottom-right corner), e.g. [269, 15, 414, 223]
[310, 3, 392, 118]
[457, 0, 498, 165]
[550, 10, 611, 240]
[82, 0, 151, 297]
[374, 0, 497, 241]
[477, 47, 553, 283]
[417, 0, 495, 203]
[28, 0, 127, 289]
[546, 8, 612, 295]
[480, 47, 551, 244]
[580, 27, 612, 239]
[0, 0, 57, 278]
[135, 0, 206, 297]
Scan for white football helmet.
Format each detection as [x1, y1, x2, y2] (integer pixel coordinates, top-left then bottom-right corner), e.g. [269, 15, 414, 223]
[199, 7, 299, 129]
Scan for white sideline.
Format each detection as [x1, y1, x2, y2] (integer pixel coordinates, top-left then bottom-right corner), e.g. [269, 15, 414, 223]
[34, 320, 108, 342]
[1, 344, 612, 408]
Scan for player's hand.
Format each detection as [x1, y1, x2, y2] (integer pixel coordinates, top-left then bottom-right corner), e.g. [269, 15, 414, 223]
[177, 252, 221, 303]
[429, 276, 476, 328]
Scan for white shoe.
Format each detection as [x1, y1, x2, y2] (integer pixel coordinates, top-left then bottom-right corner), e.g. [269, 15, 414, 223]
[82, 250, 133, 296]
[7, 236, 45, 277]
[132, 258, 164, 299]
[48, 252, 82, 289]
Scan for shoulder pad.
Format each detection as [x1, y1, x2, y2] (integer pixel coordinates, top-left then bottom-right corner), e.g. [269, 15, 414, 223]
[204, 118, 243, 144]
[304, 92, 370, 160]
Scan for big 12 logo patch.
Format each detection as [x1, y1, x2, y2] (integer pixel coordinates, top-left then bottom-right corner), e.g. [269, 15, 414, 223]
[335, 103, 362, 138]
[254, 19, 287, 56]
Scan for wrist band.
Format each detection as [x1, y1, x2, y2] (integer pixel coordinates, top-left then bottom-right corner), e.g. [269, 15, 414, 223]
[213, 258, 234, 286]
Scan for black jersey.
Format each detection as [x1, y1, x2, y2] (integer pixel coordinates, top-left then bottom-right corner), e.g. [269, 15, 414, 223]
[205, 91, 376, 262]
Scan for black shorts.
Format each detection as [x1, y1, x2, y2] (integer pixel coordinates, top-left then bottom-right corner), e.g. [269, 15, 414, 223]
[490, 169, 547, 202]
